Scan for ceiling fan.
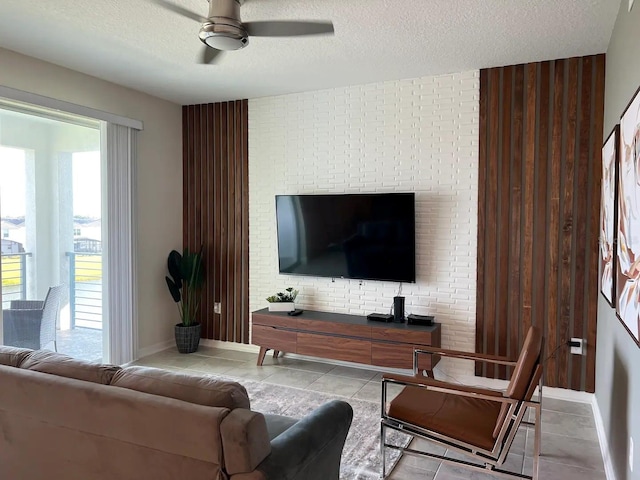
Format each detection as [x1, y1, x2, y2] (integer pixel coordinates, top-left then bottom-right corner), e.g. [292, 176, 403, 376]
[152, 0, 335, 64]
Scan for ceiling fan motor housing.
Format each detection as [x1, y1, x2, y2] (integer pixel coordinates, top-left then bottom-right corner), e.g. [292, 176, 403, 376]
[199, 0, 248, 51]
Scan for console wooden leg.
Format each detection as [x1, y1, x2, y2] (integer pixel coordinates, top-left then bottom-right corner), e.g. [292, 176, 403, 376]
[257, 347, 268, 366]
[425, 369, 435, 379]
[273, 350, 280, 359]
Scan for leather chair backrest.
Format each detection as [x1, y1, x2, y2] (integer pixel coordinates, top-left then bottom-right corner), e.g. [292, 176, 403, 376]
[505, 326, 542, 400]
[492, 326, 542, 439]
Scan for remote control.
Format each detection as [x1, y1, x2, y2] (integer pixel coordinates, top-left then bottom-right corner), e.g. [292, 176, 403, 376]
[288, 309, 304, 316]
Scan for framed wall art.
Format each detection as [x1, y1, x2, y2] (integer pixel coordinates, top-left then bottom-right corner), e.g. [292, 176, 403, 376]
[616, 86, 640, 347]
[600, 126, 619, 307]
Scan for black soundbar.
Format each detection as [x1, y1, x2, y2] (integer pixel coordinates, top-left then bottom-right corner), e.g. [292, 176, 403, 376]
[407, 314, 434, 326]
[367, 313, 394, 323]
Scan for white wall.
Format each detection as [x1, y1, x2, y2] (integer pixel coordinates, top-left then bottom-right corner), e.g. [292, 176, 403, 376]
[0, 48, 183, 353]
[597, 1, 640, 478]
[249, 71, 479, 377]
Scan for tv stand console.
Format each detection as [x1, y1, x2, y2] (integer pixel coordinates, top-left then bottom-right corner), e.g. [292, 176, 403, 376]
[252, 308, 441, 374]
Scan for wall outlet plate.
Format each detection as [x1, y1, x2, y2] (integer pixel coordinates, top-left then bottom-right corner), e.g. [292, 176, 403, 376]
[570, 338, 585, 355]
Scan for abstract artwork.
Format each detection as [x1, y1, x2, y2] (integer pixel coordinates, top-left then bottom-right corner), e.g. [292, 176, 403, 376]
[616, 86, 640, 346]
[600, 126, 618, 307]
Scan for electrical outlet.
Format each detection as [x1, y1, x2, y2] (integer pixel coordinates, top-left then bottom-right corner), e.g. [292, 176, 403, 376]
[214, 302, 221, 314]
[630, 436, 634, 472]
[570, 338, 585, 355]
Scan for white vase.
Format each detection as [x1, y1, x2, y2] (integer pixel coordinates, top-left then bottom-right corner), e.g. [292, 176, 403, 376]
[268, 302, 295, 312]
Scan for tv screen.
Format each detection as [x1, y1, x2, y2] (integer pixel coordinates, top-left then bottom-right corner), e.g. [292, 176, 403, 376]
[275, 193, 415, 283]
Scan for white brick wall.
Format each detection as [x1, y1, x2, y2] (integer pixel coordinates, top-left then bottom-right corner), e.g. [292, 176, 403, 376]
[248, 71, 480, 377]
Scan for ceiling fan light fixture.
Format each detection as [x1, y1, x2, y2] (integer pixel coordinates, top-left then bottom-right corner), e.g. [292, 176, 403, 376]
[199, 21, 249, 51]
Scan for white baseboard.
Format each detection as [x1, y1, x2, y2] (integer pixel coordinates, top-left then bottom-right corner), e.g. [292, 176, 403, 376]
[592, 396, 617, 480]
[137, 339, 174, 359]
[199, 339, 261, 353]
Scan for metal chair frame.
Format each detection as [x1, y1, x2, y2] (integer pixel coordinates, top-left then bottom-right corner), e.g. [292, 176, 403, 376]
[381, 346, 543, 480]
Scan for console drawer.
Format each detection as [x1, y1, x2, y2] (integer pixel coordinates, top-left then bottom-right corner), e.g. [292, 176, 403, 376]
[370, 327, 434, 345]
[297, 333, 371, 364]
[371, 342, 437, 370]
[252, 325, 297, 353]
[252, 313, 297, 329]
[297, 318, 371, 338]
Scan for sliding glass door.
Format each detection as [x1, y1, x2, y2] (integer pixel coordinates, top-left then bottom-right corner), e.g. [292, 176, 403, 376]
[0, 107, 105, 361]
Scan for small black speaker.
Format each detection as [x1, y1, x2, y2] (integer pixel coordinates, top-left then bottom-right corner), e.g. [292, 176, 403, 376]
[393, 296, 405, 323]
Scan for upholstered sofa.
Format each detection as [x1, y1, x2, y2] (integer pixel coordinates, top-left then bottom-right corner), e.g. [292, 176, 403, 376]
[0, 346, 353, 480]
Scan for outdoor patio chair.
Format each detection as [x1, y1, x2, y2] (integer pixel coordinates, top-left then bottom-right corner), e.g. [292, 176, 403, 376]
[2, 285, 65, 351]
[381, 326, 543, 480]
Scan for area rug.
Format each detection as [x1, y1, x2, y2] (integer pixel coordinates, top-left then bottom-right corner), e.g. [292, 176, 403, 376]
[223, 377, 409, 479]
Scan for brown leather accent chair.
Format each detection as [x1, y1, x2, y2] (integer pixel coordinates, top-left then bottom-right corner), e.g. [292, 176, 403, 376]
[381, 326, 543, 480]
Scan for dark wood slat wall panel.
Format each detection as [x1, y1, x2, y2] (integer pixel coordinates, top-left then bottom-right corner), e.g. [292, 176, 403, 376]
[522, 63, 537, 341]
[486, 68, 500, 379]
[497, 66, 512, 380]
[508, 65, 524, 371]
[534, 61, 550, 383]
[476, 69, 488, 377]
[477, 55, 605, 392]
[183, 100, 250, 343]
[547, 60, 564, 386]
[586, 55, 606, 393]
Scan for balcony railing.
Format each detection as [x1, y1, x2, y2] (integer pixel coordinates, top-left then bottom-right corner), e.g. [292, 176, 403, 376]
[66, 252, 102, 330]
[1, 252, 30, 309]
[2, 251, 102, 330]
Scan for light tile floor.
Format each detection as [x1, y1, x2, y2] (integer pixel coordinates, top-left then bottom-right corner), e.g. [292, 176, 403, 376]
[135, 346, 606, 480]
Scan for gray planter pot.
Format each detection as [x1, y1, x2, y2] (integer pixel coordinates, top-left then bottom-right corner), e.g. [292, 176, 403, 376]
[175, 323, 201, 354]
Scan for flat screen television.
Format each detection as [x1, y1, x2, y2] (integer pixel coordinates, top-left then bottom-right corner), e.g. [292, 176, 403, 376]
[275, 193, 415, 283]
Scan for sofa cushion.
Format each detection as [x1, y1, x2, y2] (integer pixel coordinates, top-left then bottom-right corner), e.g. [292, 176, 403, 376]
[0, 345, 33, 367]
[110, 366, 250, 409]
[20, 350, 121, 385]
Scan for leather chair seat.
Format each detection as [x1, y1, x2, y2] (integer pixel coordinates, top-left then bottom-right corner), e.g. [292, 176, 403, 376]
[388, 386, 501, 451]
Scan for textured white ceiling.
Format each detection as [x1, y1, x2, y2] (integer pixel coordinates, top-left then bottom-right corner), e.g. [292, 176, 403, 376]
[0, 0, 618, 105]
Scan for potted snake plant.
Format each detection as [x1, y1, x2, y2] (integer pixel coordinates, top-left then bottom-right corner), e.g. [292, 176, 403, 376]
[165, 247, 204, 353]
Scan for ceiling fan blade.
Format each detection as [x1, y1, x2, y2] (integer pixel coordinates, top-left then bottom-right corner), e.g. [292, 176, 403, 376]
[199, 46, 224, 65]
[149, 0, 206, 23]
[244, 20, 334, 38]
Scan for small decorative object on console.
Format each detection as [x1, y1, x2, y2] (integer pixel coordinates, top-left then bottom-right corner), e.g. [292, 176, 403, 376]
[367, 313, 394, 322]
[266, 287, 298, 312]
[407, 314, 435, 326]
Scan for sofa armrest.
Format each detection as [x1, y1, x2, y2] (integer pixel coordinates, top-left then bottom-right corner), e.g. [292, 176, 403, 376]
[220, 409, 272, 475]
[238, 400, 353, 480]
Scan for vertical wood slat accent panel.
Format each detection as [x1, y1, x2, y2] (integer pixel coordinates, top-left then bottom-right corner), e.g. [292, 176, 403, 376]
[183, 101, 249, 343]
[477, 55, 605, 392]
[586, 55, 606, 393]
[509, 65, 525, 372]
[476, 69, 488, 377]
[497, 66, 513, 380]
